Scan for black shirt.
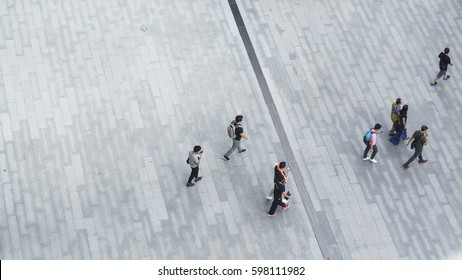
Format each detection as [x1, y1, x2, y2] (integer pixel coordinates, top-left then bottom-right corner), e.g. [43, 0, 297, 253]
[396, 110, 407, 132]
[439, 52, 451, 70]
[273, 182, 286, 199]
[234, 126, 244, 140]
[274, 166, 286, 184]
[412, 130, 426, 150]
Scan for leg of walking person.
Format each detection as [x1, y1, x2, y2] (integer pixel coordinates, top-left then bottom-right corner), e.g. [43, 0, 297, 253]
[389, 132, 401, 145]
[363, 145, 371, 159]
[370, 145, 378, 159]
[403, 148, 422, 167]
[187, 167, 199, 184]
[432, 70, 446, 85]
[224, 139, 240, 157]
[268, 198, 280, 216]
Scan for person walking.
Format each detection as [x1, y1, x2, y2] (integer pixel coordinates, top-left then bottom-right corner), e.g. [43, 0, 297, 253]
[363, 123, 382, 163]
[431, 47, 453, 86]
[222, 115, 248, 161]
[267, 162, 290, 217]
[389, 98, 402, 135]
[402, 125, 429, 169]
[186, 145, 203, 187]
[266, 162, 290, 201]
[389, 105, 409, 145]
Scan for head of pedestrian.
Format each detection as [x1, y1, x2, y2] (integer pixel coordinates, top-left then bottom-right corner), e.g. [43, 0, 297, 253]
[396, 98, 402, 105]
[421, 125, 428, 131]
[444, 47, 450, 54]
[193, 145, 202, 154]
[402, 104, 408, 113]
[235, 115, 243, 124]
[279, 161, 286, 169]
[374, 123, 383, 133]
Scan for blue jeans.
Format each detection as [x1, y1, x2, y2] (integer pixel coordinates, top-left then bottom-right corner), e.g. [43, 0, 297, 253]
[389, 129, 407, 145]
[401, 129, 407, 140]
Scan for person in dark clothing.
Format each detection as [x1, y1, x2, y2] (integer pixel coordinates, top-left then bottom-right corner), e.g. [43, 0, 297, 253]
[222, 115, 248, 161]
[403, 125, 429, 169]
[431, 48, 453, 86]
[266, 162, 291, 200]
[389, 105, 408, 145]
[267, 162, 290, 217]
[186, 145, 203, 187]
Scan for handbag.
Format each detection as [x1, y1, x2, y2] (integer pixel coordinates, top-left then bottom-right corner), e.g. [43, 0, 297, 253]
[410, 133, 423, 149]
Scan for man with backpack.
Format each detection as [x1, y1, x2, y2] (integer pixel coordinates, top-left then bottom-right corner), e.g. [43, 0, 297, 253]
[363, 123, 382, 163]
[402, 125, 429, 169]
[222, 115, 248, 161]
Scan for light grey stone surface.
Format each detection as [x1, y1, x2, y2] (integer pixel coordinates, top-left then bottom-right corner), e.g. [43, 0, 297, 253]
[238, 0, 462, 259]
[1, 0, 461, 260]
[0, 0, 322, 259]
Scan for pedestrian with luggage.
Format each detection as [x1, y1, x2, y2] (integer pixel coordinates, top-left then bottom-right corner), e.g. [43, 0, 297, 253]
[402, 125, 429, 169]
[222, 115, 248, 161]
[363, 123, 382, 163]
[431, 47, 453, 86]
[389, 98, 402, 135]
[186, 145, 203, 187]
[389, 105, 409, 145]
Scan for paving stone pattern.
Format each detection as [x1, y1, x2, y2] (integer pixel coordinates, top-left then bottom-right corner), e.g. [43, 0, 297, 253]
[0, 0, 460, 260]
[238, 0, 462, 259]
[0, 0, 322, 259]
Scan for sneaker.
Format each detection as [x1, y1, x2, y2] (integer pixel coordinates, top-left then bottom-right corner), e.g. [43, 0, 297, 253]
[402, 164, 409, 169]
[266, 195, 273, 200]
[282, 204, 290, 211]
[363, 157, 370, 161]
[238, 149, 246, 155]
[222, 155, 230, 161]
[443, 75, 451, 80]
[430, 82, 437, 86]
[195, 176, 202, 182]
[282, 198, 289, 204]
[369, 158, 378, 163]
[186, 183, 195, 187]
[267, 213, 277, 217]
[418, 159, 428, 164]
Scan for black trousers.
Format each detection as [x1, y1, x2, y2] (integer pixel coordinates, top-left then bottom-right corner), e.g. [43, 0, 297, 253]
[268, 188, 286, 215]
[404, 148, 423, 166]
[188, 167, 199, 183]
[363, 144, 378, 159]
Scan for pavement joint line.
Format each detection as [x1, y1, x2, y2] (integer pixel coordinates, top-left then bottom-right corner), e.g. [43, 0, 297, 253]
[227, 0, 339, 260]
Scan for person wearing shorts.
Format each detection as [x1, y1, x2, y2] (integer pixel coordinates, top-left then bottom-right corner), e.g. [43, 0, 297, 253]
[431, 48, 453, 86]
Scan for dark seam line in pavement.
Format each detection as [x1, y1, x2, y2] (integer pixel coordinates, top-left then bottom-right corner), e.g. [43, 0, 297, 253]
[227, 0, 338, 260]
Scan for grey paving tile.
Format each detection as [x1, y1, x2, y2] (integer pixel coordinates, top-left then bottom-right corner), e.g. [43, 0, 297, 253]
[1, 0, 461, 260]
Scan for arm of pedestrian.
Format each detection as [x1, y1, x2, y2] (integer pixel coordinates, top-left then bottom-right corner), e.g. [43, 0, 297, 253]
[241, 133, 249, 140]
[406, 137, 413, 146]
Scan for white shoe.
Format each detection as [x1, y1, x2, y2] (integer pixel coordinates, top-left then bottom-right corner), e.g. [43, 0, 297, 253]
[282, 198, 288, 204]
[266, 196, 273, 200]
[363, 157, 370, 161]
[369, 158, 377, 163]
